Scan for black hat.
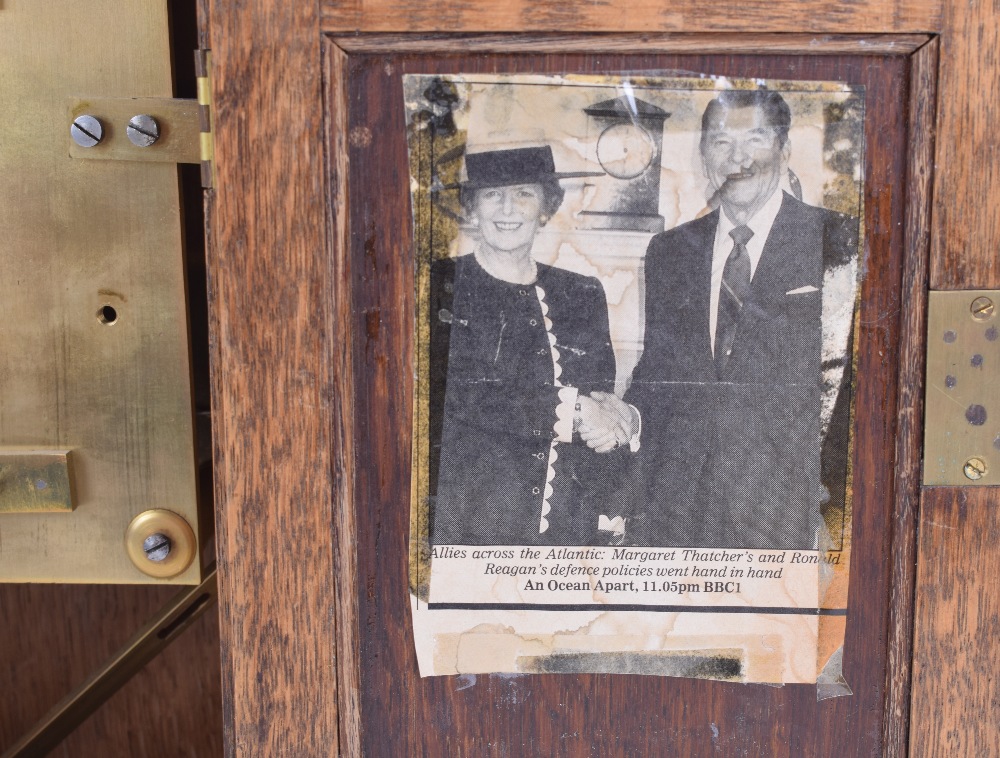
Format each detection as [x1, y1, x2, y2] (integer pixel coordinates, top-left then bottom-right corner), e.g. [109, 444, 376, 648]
[447, 145, 602, 190]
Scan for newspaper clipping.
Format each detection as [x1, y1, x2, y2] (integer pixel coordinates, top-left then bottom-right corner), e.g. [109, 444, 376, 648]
[405, 73, 863, 688]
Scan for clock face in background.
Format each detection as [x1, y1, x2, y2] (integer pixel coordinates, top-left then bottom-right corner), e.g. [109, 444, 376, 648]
[596, 123, 656, 180]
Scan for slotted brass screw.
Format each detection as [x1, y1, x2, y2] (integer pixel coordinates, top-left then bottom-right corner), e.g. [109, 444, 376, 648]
[964, 457, 987, 481]
[971, 296, 995, 321]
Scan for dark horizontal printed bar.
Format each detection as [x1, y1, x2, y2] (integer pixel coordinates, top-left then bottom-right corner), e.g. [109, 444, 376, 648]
[428, 603, 848, 615]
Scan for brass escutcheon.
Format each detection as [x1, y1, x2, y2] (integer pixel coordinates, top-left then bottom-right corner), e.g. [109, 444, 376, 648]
[125, 509, 197, 579]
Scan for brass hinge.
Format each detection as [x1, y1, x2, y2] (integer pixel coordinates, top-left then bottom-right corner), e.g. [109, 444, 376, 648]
[195, 49, 214, 189]
[67, 49, 214, 188]
[923, 290, 1000, 485]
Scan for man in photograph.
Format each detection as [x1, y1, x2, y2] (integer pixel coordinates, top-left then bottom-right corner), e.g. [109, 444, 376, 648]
[592, 89, 858, 549]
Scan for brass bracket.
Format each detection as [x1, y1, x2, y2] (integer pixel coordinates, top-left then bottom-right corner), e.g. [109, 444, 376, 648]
[68, 97, 202, 164]
[923, 290, 1000, 485]
[68, 50, 215, 187]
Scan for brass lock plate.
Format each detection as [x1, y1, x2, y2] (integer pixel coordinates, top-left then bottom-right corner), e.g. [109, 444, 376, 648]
[923, 290, 1000, 486]
[0, 0, 200, 583]
[0, 451, 75, 513]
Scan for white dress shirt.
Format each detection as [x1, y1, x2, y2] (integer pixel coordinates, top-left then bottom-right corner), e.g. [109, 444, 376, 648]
[709, 188, 785, 355]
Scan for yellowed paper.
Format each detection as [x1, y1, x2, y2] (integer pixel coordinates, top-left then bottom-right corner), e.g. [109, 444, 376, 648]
[406, 73, 863, 687]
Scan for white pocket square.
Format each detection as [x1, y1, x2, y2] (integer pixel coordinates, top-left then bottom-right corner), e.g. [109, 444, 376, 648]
[598, 515, 626, 536]
[786, 285, 819, 295]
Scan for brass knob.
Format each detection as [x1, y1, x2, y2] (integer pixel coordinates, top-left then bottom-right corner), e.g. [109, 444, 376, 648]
[125, 509, 196, 578]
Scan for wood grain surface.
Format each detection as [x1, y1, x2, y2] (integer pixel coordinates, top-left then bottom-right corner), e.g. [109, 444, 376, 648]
[204, 0, 340, 755]
[321, 0, 943, 34]
[336, 49, 914, 756]
[883, 38, 938, 758]
[332, 33, 931, 55]
[326, 39, 364, 758]
[908, 0, 1000, 752]
[910, 489, 1000, 757]
[930, 0, 1000, 289]
[0, 584, 222, 757]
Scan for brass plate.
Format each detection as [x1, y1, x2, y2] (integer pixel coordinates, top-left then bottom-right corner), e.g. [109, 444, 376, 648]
[0, 0, 200, 583]
[69, 97, 201, 165]
[923, 290, 1000, 486]
[0, 450, 75, 513]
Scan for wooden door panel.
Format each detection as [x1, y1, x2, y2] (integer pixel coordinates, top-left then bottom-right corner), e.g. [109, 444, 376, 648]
[339, 48, 912, 756]
[205, 0, 1000, 752]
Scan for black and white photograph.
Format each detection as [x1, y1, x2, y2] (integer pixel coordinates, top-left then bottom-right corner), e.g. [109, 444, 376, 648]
[406, 73, 862, 681]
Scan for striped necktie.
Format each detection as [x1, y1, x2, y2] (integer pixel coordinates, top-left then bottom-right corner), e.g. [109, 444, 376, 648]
[715, 224, 753, 375]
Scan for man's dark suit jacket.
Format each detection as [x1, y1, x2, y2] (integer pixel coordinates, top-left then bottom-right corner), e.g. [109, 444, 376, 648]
[623, 192, 857, 549]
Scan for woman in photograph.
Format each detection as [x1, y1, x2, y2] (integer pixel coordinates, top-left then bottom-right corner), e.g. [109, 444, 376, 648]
[428, 145, 628, 546]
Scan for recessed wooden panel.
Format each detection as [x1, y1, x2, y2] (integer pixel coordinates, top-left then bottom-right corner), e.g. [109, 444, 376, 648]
[336, 47, 912, 756]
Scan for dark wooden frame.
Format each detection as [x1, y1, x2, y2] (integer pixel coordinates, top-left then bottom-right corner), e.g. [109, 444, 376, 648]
[322, 34, 934, 756]
[205, 0, 999, 749]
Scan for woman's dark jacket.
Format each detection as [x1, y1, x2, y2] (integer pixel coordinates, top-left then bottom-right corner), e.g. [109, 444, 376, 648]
[429, 254, 618, 545]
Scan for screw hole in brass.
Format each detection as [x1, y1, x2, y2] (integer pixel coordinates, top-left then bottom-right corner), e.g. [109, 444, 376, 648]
[97, 304, 118, 325]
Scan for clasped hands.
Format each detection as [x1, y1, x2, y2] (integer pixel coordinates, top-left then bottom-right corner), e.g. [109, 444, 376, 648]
[575, 392, 638, 453]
